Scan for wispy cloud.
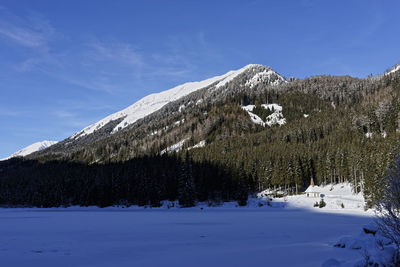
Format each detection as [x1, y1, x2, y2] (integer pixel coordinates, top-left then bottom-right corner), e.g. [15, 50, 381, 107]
[11, 37, 145, 94]
[301, 0, 314, 8]
[314, 57, 351, 75]
[0, 24, 44, 47]
[147, 32, 223, 79]
[0, 107, 19, 117]
[86, 38, 143, 67]
[1, 7, 222, 95]
[54, 99, 115, 112]
[31, 32, 219, 94]
[0, 9, 54, 48]
[0, 8, 229, 138]
[349, 4, 384, 47]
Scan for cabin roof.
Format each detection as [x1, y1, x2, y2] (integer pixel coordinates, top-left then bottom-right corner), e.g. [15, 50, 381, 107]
[305, 185, 321, 193]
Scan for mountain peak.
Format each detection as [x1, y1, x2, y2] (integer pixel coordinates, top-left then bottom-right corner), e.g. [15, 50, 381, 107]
[71, 64, 285, 140]
[2, 140, 58, 161]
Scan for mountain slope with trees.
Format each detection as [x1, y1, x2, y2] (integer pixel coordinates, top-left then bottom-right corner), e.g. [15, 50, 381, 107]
[1, 63, 400, 208]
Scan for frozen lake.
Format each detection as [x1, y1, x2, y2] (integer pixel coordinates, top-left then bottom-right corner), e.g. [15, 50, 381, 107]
[0, 207, 372, 267]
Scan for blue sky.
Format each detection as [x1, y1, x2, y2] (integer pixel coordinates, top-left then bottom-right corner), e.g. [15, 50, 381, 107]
[0, 0, 399, 158]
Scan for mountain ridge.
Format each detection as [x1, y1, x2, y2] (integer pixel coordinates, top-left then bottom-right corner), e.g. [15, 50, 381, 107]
[2, 60, 400, 211]
[25, 64, 285, 159]
[71, 64, 285, 140]
[13, 61, 400, 162]
[2, 140, 58, 161]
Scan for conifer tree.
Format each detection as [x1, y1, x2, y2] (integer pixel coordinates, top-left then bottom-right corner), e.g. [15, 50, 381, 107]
[178, 152, 196, 207]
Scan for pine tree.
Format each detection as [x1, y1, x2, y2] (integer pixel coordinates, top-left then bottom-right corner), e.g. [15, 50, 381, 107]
[376, 154, 400, 258]
[236, 162, 248, 206]
[178, 152, 196, 207]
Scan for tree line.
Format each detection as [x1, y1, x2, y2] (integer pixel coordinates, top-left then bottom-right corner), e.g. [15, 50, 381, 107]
[2, 69, 400, 208]
[0, 153, 249, 208]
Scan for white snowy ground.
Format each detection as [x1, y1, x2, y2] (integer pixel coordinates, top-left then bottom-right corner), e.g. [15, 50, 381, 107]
[0, 184, 375, 267]
[267, 182, 370, 214]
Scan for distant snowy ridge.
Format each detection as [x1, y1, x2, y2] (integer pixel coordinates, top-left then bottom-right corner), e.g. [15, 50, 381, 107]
[2, 140, 58, 160]
[71, 64, 285, 140]
[384, 62, 400, 75]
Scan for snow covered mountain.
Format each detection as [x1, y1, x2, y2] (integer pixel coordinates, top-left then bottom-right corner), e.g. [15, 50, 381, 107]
[384, 62, 400, 75]
[71, 64, 285, 140]
[2, 141, 58, 160]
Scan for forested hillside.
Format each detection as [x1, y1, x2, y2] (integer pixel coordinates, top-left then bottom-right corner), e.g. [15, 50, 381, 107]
[1, 64, 400, 208]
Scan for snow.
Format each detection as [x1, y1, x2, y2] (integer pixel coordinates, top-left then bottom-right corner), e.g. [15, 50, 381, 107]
[333, 222, 398, 266]
[241, 105, 265, 125]
[385, 63, 400, 75]
[241, 105, 266, 126]
[365, 132, 373, 138]
[178, 104, 185, 112]
[214, 64, 258, 88]
[241, 104, 286, 127]
[0, 203, 373, 267]
[263, 183, 368, 213]
[72, 65, 262, 139]
[1, 140, 58, 160]
[245, 69, 286, 88]
[241, 104, 256, 112]
[305, 185, 322, 193]
[174, 119, 185, 126]
[160, 139, 188, 154]
[188, 140, 206, 150]
[262, 104, 286, 126]
[0, 182, 380, 266]
[261, 103, 282, 112]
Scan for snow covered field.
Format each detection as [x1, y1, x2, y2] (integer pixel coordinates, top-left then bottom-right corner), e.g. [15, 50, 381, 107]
[0, 202, 372, 267]
[268, 182, 368, 213]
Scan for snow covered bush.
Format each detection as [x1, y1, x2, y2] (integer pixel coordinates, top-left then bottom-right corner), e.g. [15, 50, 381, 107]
[334, 223, 398, 266]
[312, 199, 326, 208]
[375, 155, 400, 263]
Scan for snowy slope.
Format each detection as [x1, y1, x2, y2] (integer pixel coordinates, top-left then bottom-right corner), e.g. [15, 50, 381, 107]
[241, 105, 265, 126]
[71, 65, 262, 139]
[384, 62, 400, 75]
[2, 141, 58, 160]
[245, 69, 286, 87]
[241, 104, 286, 127]
[262, 182, 368, 213]
[160, 138, 188, 155]
[188, 140, 206, 150]
[215, 64, 259, 88]
[71, 64, 285, 140]
[0, 207, 372, 267]
[262, 104, 286, 126]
